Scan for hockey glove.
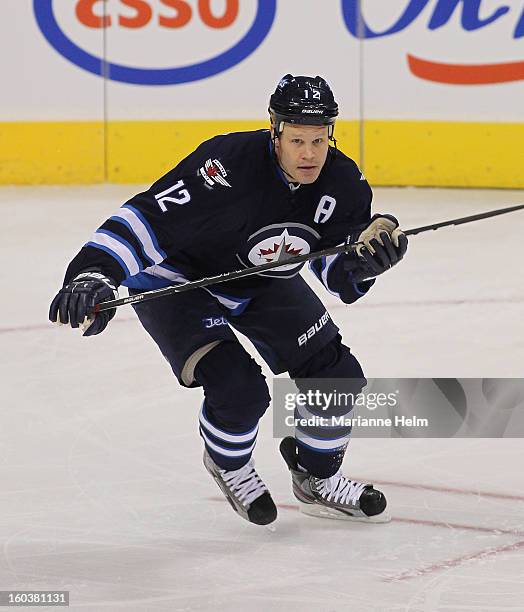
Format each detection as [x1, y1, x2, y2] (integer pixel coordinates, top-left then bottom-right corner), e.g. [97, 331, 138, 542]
[49, 272, 118, 337]
[345, 214, 408, 283]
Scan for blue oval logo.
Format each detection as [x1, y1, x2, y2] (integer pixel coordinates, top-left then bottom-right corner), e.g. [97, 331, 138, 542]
[34, 0, 277, 86]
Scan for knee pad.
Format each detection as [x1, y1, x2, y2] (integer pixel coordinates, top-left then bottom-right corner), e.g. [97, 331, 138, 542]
[194, 341, 271, 430]
[180, 340, 222, 387]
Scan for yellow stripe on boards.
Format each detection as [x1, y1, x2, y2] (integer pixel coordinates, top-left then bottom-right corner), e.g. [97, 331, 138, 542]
[0, 122, 104, 185]
[334, 120, 362, 170]
[106, 120, 362, 184]
[364, 120, 524, 189]
[0, 120, 361, 186]
[0, 119, 521, 188]
[107, 120, 266, 184]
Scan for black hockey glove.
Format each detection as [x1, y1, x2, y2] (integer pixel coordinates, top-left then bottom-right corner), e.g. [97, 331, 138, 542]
[345, 214, 408, 283]
[49, 272, 118, 337]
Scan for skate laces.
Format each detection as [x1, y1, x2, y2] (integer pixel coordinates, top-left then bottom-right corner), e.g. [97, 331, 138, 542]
[220, 459, 267, 507]
[314, 471, 368, 506]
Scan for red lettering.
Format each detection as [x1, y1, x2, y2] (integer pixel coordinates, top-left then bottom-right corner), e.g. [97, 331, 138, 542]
[76, 0, 240, 30]
[159, 0, 192, 28]
[76, 0, 111, 28]
[118, 0, 152, 28]
[198, 0, 238, 29]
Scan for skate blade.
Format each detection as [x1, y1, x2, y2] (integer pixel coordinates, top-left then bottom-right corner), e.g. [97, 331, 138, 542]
[298, 501, 391, 523]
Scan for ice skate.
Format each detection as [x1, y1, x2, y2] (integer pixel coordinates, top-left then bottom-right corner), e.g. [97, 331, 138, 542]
[280, 437, 390, 523]
[204, 451, 277, 525]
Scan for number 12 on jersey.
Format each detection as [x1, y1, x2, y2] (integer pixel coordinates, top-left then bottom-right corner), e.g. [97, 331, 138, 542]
[155, 180, 191, 212]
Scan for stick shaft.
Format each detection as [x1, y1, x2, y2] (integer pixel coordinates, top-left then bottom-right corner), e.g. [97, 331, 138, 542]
[94, 203, 524, 312]
[94, 242, 347, 311]
[404, 203, 524, 236]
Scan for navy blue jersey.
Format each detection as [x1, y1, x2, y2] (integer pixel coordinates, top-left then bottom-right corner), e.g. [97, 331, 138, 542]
[64, 130, 374, 312]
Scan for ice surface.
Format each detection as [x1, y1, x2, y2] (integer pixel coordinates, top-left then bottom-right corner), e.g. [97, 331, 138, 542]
[0, 185, 523, 611]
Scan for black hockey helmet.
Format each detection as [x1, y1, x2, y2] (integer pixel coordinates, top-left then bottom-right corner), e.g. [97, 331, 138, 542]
[269, 74, 339, 137]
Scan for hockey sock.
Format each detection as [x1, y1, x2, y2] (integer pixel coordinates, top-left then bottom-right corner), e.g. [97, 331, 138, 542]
[199, 402, 259, 471]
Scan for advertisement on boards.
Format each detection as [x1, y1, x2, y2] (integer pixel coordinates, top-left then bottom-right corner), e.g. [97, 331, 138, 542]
[0, 1, 522, 184]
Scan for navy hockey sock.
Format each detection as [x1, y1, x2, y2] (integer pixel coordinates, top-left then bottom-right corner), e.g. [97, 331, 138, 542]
[290, 336, 366, 478]
[296, 439, 347, 479]
[195, 341, 270, 470]
[199, 402, 259, 471]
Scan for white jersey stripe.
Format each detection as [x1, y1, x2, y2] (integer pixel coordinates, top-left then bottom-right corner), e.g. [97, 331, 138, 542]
[112, 208, 165, 264]
[205, 288, 249, 311]
[143, 264, 187, 284]
[90, 231, 141, 277]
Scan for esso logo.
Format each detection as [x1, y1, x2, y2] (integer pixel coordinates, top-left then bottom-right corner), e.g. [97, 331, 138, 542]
[76, 0, 240, 29]
[34, 0, 277, 85]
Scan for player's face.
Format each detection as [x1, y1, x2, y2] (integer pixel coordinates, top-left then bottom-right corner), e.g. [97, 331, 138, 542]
[274, 124, 330, 184]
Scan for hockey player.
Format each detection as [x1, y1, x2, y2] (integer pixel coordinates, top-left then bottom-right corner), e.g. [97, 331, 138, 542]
[49, 75, 408, 526]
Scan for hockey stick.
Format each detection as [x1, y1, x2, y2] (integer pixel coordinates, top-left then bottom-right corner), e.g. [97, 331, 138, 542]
[94, 203, 524, 313]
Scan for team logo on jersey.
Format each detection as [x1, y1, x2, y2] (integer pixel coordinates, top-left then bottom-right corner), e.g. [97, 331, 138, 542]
[237, 223, 320, 278]
[199, 159, 231, 189]
[258, 234, 303, 262]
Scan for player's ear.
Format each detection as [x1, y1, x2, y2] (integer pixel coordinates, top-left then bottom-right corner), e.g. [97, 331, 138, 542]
[270, 123, 281, 153]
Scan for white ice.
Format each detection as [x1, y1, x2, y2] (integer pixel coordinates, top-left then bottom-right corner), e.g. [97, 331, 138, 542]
[1, 185, 523, 612]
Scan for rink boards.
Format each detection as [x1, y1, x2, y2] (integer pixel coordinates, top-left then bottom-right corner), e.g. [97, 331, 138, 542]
[1, 1, 524, 187]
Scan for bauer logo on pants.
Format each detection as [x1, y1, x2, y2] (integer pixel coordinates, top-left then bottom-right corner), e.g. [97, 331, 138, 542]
[33, 0, 277, 85]
[298, 311, 330, 347]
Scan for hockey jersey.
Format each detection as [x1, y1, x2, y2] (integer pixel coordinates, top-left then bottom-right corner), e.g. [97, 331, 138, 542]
[64, 129, 375, 313]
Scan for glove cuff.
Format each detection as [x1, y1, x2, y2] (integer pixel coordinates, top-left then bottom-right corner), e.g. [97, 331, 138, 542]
[342, 250, 375, 283]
